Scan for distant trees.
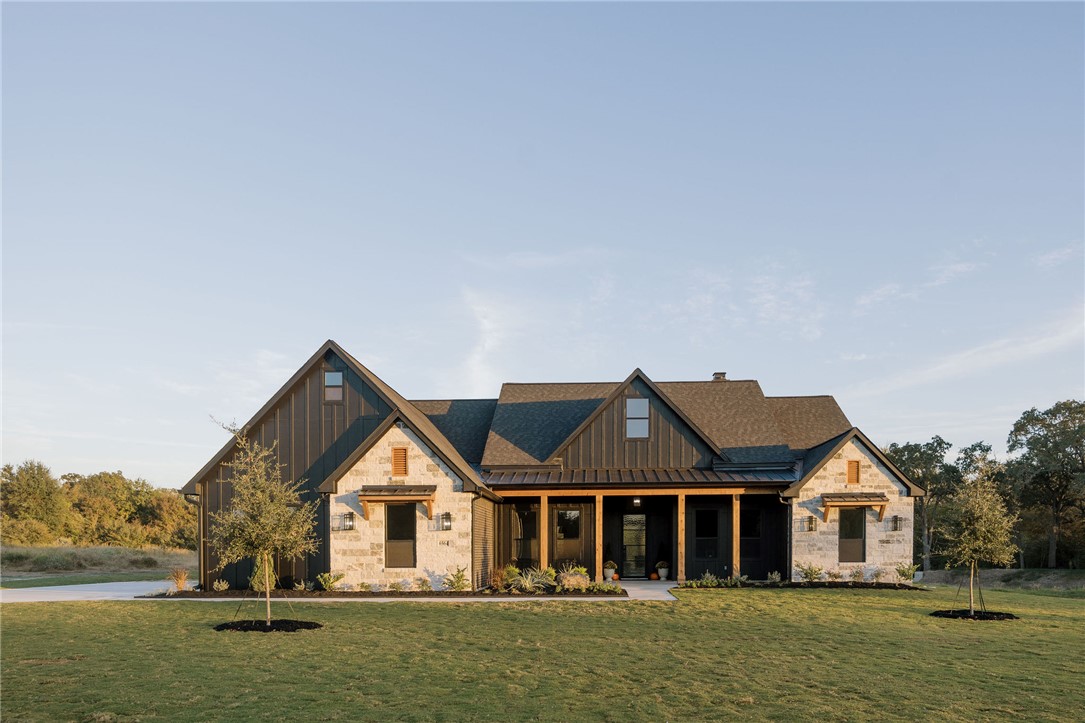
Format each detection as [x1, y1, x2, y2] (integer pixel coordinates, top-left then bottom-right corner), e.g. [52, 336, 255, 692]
[0, 460, 195, 549]
[884, 399, 1085, 571]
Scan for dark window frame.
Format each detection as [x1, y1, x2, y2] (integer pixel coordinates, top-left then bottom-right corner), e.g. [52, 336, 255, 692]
[324, 370, 344, 404]
[625, 396, 650, 440]
[385, 503, 417, 568]
[838, 507, 866, 563]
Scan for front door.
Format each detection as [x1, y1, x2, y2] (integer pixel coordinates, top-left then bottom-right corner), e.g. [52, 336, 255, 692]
[622, 514, 646, 577]
[689, 506, 729, 579]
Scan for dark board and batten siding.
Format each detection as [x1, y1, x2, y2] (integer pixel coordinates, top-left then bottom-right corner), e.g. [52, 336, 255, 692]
[197, 350, 393, 588]
[559, 378, 716, 470]
[472, 497, 495, 590]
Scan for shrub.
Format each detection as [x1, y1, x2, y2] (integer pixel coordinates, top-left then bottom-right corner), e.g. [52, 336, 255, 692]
[699, 571, 720, 587]
[556, 570, 590, 592]
[795, 563, 823, 582]
[316, 571, 345, 591]
[721, 574, 749, 588]
[31, 550, 86, 572]
[167, 567, 189, 592]
[293, 579, 306, 591]
[870, 566, 885, 583]
[337, 583, 354, 592]
[490, 566, 508, 591]
[212, 578, 230, 592]
[766, 571, 782, 584]
[443, 566, 471, 592]
[849, 567, 866, 583]
[826, 569, 842, 582]
[388, 581, 404, 592]
[510, 567, 550, 593]
[895, 562, 919, 583]
[128, 555, 160, 569]
[415, 576, 433, 592]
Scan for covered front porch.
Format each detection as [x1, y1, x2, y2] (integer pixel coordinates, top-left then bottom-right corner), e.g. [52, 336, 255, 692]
[494, 488, 787, 582]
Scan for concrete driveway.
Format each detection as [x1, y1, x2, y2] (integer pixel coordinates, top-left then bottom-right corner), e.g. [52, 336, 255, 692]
[0, 580, 172, 603]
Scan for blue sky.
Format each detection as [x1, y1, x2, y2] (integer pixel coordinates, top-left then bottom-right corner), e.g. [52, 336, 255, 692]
[3, 2, 1083, 488]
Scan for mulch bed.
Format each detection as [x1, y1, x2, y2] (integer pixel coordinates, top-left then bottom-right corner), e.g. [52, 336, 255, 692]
[930, 609, 1019, 621]
[680, 582, 924, 591]
[214, 619, 324, 633]
[149, 588, 627, 599]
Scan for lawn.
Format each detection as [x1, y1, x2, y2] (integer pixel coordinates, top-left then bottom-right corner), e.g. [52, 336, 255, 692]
[2, 587, 1082, 721]
[0, 545, 196, 589]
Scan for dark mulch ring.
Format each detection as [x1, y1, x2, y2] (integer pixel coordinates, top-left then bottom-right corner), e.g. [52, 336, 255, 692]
[930, 609, 1019, 621]
[151, 588, 627, 599]
[214, 619, 324, 633]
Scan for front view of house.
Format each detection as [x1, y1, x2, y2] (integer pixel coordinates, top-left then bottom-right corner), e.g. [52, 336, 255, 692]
[183, 341, 923, 590]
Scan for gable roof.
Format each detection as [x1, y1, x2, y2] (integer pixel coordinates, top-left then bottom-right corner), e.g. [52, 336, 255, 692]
[781, 427, 925, 498]
[767, 396, 852, 450]
[183, 340, 493, 499]
[410, 399, 497, 467]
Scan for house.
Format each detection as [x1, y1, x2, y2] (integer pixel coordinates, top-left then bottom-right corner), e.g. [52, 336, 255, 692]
[182, 340, 923, 590]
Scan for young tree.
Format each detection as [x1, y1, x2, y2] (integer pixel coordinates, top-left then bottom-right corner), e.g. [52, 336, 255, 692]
[208, 434, 317, 626]
[1007, 400, 1085, 567]
[884, 436, 959, 571]
[940, 460, 1019, 615]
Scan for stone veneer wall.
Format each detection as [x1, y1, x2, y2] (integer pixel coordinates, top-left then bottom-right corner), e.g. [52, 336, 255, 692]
[328, 426, 474, 589]
[791, 439, 914, 581]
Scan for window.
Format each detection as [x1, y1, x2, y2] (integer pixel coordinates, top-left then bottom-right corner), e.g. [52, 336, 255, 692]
[556, 510, 580, 540]
[385, 504, 416, 568]
[694, 509, 719, 559]
[839, 507, 865, 562]
[847, 460, 860, 485]
[626, 397, 649, 439]
[740, 508, 762, 558]
[392, 447, 408, 477]
[324, 371, 344, 402]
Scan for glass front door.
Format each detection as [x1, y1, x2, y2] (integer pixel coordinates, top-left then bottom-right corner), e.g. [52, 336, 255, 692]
[622, 514, 646, 577]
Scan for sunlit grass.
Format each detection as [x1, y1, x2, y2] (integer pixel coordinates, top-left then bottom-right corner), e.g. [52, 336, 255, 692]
[2, 587, 1082, 721]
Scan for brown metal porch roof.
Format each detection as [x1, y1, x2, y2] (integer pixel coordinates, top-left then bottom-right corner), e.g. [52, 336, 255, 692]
[483, 469, 794, 487]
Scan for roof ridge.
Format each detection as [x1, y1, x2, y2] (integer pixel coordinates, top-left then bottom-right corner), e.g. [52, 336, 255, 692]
[410, 398, 498, 403]
[768, 394, 837, 400]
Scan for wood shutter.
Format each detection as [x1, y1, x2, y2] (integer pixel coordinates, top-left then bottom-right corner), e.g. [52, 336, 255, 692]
[392, 447, 408, 477]
[847, 460, 860, 485]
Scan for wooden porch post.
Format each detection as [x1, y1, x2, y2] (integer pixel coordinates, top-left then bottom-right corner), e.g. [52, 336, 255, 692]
[732, 493, 741, 579]
[677, 492, 686, 582]
[539, 494, 549, 570]
[595, 494, 603, 581]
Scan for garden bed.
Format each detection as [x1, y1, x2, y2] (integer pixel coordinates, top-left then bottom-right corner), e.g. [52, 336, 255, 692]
[147, 587, 627, 599]
[679, 581, 925, 591]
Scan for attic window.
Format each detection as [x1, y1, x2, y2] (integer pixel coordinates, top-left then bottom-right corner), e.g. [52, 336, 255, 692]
[324, 371, 344, 402]
[847, 460, 860, 485]
[626, 397, 649, 439]
[392, 447, 408, 477]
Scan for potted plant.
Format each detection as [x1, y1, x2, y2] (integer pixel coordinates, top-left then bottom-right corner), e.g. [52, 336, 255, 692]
[603, 561, 618, 581]
[655, 560, 670, 581]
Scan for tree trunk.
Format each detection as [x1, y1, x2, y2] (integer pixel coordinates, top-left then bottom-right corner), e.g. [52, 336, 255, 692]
[1048, 509, 1058, 569]
[921, 503, 932, 572]
[264, 551, 272, 626]
[968, 561, 975, 616]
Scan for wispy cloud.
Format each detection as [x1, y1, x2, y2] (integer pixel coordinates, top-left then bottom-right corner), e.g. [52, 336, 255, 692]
[926, 261, 978, 287]
[748, 273, 824, 341]
[1033, 244, 1080, 268]
[845, 309, 1084, 398]
[456, 288, 521, 397]
[855, 283, 909, 308]
[212, 349, 295, 408]
[838, 353, 869, 362]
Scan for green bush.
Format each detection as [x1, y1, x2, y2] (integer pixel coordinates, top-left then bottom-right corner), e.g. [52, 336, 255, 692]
[415, 576, 433, 591]
[127, 555, 159, 568]
[443, 567, 471, 592]
[315, 571, 345, 591]
[212, 579, 230, 592]
[30, 550, 85, 572]
[895, 562, 919, 583]
[795, 563, 824, 582]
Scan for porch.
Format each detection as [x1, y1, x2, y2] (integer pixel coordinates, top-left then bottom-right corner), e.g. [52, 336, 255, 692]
[494, 488, 787, 582]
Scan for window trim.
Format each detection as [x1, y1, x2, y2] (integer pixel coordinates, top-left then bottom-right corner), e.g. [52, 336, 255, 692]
[838, 507, 866, 563]
[625, 396, 650, 440]
[385, 503, 417, 568]
[324, 370, 344, 404]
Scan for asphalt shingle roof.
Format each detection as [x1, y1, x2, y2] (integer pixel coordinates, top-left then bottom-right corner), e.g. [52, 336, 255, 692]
[411, 399, 498, 467]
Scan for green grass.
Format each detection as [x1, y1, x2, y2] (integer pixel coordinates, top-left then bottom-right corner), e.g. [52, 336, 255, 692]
[2, 587, 1083, 721]
[0, 545, 196, 588]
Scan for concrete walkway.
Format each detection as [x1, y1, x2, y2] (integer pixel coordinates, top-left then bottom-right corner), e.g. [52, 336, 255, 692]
[2, 580, 678, 603]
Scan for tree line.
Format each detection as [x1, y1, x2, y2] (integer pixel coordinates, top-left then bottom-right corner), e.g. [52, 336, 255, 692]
[884, 400, 1084, 570]
[0, 462, 197, 550]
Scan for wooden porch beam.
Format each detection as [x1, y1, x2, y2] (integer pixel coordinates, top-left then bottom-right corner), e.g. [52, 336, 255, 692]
[539, 494, 549, 570]
[595, 494, 603, 582]
[495, 487, 767, 498]
[677, 492, 686, 582]
[732, 493, 741, 579]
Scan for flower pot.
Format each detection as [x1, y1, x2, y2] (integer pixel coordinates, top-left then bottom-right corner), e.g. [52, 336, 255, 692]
[604, 568, 616, 581]
[657, 568, 669, 581]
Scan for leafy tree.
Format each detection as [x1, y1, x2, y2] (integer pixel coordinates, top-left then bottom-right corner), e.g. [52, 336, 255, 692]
[1007, 400, 1085, 567]
[0, 461, 70, 541]
[940, 460, 1019, 615]
[884, 436, 959, 571]
[208, 434, 317, 626]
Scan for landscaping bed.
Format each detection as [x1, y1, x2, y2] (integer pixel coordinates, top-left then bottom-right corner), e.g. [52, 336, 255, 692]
[214, 619, 324, 633]
[679, 581, 925, 591]
[930, 609, 1019, 621]
[148, 587, 627, 599]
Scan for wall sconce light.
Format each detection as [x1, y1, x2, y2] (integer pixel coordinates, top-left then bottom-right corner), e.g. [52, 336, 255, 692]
[440, 512, 453, 531]
[633, 497, 641, 508]
[335, 511, 355, 532]
[806, 516, 818, 532]
[891, 515, 903, 532]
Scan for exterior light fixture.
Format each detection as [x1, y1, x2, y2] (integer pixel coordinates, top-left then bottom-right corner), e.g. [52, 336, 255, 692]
[633, 497, 641, 508]
[892, 515, 903, 532]
[336, 511, 355, 531]
[440, 512, 453, 531]
[807, 516, 818, 532]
